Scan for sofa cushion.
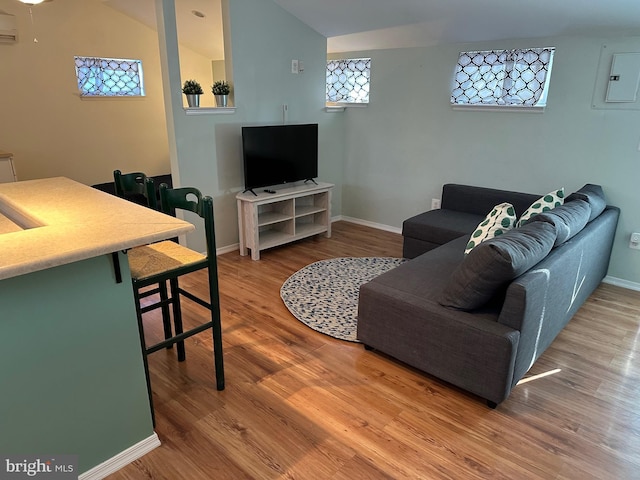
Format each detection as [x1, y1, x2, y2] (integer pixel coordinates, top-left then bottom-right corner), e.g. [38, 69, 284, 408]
[402, 209, 484, 246]
[566, 184, 606, 222]
[529, 199, 591, 246]
[438, 221, 557, 311]
[516, 188, 565, 227]
[369, 236, 470, 301]
[465, 203, 516, 254]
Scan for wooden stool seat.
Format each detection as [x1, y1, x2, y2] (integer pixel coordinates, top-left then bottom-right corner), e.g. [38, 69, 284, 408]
[129, 241, 206, 281]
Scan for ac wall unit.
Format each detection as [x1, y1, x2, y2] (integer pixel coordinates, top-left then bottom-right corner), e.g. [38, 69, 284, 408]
[0, 13, 18, 43]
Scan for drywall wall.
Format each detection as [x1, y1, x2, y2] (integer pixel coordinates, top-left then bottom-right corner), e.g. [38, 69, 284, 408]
[0, 0, 172, 185]
[336, 35, 640, 284]
[157, 0, 345, 253]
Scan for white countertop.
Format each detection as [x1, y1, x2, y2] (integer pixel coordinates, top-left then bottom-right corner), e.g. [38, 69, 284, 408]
[0, 177, 195, 280]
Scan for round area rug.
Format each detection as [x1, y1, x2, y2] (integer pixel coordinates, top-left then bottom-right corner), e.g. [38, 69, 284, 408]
[280, 257, 406, 342]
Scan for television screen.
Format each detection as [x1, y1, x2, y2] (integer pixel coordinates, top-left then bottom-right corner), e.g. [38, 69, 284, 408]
[241, 123, 318, 192]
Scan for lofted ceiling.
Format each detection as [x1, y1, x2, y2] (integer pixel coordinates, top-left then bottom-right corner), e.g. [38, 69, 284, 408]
[102, 0, 224, 60]
[275, 0, 640, 52]
[102, 0, 640, 59]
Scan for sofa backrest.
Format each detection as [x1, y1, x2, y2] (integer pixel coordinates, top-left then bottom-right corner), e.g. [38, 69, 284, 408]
[498, 206, 619, 386]
[442, 184, 541, 217]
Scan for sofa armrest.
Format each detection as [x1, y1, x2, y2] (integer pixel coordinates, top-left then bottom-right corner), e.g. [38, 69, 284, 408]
[498, 206, 620, 384]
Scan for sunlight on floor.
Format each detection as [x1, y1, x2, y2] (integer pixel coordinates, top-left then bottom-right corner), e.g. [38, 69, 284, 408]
[516, 368, 562, 385]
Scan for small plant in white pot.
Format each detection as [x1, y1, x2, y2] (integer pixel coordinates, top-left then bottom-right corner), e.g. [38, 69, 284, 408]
[212, 80, 231, 107]
[182, 79, 204, 107]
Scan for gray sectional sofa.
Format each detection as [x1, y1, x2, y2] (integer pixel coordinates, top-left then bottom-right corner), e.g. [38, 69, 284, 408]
[357, 184, 619, 406]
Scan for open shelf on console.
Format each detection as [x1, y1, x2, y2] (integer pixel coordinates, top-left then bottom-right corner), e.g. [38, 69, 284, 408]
[237, 183, 334, 260]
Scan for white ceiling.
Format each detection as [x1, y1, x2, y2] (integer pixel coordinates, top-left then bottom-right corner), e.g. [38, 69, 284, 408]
[103, 0, 640, 58]
[275, 0, 640, 52]
[103, 0, 224, 60]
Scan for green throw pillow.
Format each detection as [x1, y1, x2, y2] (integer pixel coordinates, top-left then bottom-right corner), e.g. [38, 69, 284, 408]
[516, 188, 565, 227]
[464, 202, 516, 255]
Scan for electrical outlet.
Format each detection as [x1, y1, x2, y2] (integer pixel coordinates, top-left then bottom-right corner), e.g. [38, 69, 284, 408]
[291, 59, 299, 74]
[431, 198, 441, 210]
[630, 232, 640, 250]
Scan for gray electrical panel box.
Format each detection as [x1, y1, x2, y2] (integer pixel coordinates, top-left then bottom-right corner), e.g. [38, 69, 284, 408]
[605, 53, 640, 103]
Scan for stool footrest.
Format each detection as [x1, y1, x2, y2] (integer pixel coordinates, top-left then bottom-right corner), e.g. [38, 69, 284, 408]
[145, 321, 214, 354]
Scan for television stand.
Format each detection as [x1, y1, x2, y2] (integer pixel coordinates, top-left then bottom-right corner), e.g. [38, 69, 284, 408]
[236, 182, 333, 260]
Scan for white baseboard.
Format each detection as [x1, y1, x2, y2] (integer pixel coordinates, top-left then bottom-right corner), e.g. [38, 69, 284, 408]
[78, 433, 161, 480]
[603, 276, 640, 292]
[337, 215, 402, 235]
[216, 243, 239, 255]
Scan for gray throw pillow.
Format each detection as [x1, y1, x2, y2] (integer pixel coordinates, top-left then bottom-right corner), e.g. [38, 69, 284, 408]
[530, 199, 591, 246]
[566, 184, 606, 222]
[438, 221, 557, 311]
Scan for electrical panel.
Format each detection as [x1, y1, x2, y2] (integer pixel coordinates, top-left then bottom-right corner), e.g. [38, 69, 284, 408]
[606, 53, 640, 103]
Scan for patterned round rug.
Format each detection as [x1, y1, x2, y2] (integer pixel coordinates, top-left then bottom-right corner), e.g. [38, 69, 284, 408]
[280, 257, 406, 342]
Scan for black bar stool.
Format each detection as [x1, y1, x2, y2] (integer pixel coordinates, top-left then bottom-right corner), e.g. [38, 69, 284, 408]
[126, 184, 225, 425]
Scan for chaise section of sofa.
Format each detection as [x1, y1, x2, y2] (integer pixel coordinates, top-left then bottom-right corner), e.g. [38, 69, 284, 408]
[357, 236, 521, 404]
[402, 184, 540, 258]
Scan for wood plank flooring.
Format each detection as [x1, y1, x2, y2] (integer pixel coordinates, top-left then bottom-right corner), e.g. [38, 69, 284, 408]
[108, 221, 640, 479]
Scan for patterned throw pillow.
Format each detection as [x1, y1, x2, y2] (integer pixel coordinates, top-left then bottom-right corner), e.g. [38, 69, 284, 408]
[516, 188, 565, 227]
[464, 202, 516, 255]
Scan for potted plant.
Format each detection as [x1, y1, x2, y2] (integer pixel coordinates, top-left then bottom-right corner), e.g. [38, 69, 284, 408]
[212, 80, 231, 107]
[182, 79, 203, 107]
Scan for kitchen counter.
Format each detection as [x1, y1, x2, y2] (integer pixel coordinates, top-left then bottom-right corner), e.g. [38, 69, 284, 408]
[0, 176, 194, 280]
[0, 176, 196, 474]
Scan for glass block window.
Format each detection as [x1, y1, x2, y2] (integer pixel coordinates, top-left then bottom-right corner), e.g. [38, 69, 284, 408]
[74, 56, 145, 97]
[451, 47, 554, 108]
[326, 58, 371, 104]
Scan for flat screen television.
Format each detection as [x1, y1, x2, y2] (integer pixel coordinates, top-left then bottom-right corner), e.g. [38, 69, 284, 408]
[241, 123, 318, 194]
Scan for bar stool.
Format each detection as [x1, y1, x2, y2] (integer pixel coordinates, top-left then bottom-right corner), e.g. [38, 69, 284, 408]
[113, 170, 173, 346]
[113, 169, 158, 208]
[127, 184, 225, 424]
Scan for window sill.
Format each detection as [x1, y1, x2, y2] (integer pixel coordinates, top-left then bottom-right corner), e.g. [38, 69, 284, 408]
[79, 95, 145, 100]
[452, 104, 545, 113]
[184, 107, 236, 115]
[324, 103, 368, 112]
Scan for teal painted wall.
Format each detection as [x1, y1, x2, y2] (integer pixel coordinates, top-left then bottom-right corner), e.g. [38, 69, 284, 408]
[157, 0, 345, 255]
[0, 253, 153, 474]
[336, 35, 640, 284]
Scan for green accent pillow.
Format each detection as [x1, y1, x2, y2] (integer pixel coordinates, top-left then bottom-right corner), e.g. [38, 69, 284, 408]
[464, 202, 516, 255]
[516, 188, 565, 227]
